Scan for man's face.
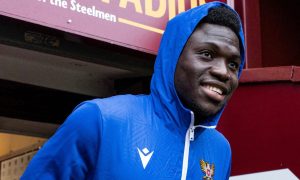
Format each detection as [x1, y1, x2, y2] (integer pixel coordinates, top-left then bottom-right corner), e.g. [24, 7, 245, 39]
[174, 23, 241, 120]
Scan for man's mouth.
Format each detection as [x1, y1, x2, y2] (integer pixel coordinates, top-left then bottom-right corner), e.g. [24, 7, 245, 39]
[204, 85, 223, 95]
[201, 83, 228, 102]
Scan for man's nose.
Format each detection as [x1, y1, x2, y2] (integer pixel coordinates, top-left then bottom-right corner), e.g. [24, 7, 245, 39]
[210, 60, 231, 81]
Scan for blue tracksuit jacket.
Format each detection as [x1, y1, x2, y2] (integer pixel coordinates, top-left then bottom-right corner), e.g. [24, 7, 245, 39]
[22, 2, 245, 180]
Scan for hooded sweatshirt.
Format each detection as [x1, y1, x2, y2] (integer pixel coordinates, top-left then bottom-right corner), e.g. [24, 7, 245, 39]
[22, 2, 245, 180]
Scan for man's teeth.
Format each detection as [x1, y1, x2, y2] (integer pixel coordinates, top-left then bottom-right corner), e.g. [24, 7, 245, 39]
[205, 85, 223, 95]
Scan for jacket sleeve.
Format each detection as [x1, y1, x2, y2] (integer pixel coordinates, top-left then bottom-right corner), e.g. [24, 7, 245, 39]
[21, 102, 102, 180]
[225, 158, 232, 180]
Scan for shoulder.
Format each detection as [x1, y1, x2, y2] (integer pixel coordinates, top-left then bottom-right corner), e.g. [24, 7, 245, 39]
[90, 94, 149, 109]
[212, 129, 231, 152]
[88, 94, 151, 120]
[212, 129, 230, 148]
[21, 102, 102, 179]
[55, 101, 103, 143]
[198, 128, 231, 154]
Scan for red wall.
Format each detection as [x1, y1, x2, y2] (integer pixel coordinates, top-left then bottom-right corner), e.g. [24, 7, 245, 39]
[260, 0, 299, 67]
[226, 1, 300, 175]
[218, 82, 300, 177]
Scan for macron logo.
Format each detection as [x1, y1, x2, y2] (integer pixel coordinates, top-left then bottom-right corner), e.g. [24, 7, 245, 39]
[137, 147, 154, 169]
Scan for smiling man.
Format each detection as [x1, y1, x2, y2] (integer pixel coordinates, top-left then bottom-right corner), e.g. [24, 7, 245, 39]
[175, 21, 241, 124]
[22, 2, 245, 180]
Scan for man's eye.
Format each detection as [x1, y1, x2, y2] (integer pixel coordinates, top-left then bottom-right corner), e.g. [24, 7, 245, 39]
[228, 62, 239, 70]
[199, 51, 213, 59]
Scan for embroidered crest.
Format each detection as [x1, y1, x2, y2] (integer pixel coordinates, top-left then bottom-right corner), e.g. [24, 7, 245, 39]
[200, 160, 215, 180]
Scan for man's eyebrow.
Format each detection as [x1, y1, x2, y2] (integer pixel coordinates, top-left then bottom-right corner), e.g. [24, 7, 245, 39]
[192, 42, 219, 50]
[195, 42, 241, 58]
[231, 54, 241, 59]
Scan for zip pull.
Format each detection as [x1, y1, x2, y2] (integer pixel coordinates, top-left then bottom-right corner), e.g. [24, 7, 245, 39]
[189, 127, 195, 141]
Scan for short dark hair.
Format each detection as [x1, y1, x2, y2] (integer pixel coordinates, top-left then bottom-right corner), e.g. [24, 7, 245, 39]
[200, 6, 241, 37]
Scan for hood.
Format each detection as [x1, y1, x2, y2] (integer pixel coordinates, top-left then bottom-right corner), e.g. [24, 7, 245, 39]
[150, 2, 245, 135]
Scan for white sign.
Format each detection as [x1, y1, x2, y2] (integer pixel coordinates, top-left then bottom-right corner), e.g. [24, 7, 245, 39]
[230, 169, 299, 180]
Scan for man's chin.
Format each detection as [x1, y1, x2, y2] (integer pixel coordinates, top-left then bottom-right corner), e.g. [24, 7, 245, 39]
[191, 103, 224, 121]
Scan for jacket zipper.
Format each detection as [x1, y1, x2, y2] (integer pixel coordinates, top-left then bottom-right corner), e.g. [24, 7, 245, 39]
[181, 111, 195, 180]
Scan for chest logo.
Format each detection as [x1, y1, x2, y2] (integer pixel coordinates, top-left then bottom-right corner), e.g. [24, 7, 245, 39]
[200, 160, 215, 180]
[137, 147, 154, 169]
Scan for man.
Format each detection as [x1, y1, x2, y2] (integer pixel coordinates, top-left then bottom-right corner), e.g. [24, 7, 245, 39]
[22, 2, 245, 180]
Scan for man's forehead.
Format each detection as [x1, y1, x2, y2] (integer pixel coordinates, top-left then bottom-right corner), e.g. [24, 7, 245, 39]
[189, 23, 240, 49]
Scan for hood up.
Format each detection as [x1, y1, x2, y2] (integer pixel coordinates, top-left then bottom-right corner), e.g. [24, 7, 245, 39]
[150, 2, 245, 135]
